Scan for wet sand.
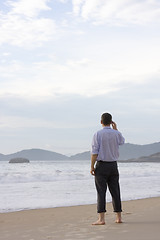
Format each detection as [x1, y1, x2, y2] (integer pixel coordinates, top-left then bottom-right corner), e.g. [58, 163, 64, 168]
[0, 197, 160, 240]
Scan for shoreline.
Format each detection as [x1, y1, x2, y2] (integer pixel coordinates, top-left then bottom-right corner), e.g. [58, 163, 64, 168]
[0, 197, 160, 240]
[1, 195, 160, 214]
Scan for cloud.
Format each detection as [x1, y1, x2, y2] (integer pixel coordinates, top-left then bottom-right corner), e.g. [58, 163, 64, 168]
[0, 0, 57, 47]
[2, 52, 11, 56]
[0, 0, 160, 155]
[1, 74, 159, 151]
[72, 0, 160, 25]
[0, 58, 129, 98]
[7, 0, 51, 18]
[0, 53, 159, 100]
[58, 0, 68, 3]
[0, 114, 65, 130]
[0, 78, 160, 149]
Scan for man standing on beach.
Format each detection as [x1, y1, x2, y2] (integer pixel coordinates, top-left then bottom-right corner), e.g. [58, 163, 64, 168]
[90, 113, 125, 225]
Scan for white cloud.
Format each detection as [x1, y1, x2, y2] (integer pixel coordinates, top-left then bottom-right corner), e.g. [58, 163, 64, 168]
[0, 59, 120, 97]
[72, 0, 85, 16]
[0, 15, 56, 47]
[7, 0, 51, 18]
[0, 60, 24, 78]
[0, 56, 159, 99]
[2, 52, 11, 56]
[0, 0, 56, 47]
[58, 0, 69, 3]
[72, 0, 160, 25]
[0, 114, 61, 129]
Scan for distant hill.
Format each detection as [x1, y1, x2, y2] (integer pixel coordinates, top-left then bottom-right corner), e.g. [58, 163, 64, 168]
[0, 142, 160, 162]
[0, 149, 69, 161]
[69, 142, 160, 161]
[0, 153, 5, 159]
[70, 151, 90, 160]
[119, 142, 160, 160]
[125, 152, 160, 162]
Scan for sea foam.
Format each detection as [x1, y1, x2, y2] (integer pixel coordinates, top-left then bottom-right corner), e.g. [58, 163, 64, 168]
[0, 160, 160, 212]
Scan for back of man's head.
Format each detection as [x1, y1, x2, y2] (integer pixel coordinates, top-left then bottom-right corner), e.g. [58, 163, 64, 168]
[101, 113, 112, 125]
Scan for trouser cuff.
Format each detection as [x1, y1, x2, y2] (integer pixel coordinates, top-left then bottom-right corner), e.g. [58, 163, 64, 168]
[97, 210, 106, 213]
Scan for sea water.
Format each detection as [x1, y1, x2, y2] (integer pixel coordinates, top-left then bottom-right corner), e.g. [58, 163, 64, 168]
[0, 160, 160, 213]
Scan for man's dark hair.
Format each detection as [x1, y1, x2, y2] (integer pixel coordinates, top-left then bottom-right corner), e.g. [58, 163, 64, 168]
[101, 113, 112, 125]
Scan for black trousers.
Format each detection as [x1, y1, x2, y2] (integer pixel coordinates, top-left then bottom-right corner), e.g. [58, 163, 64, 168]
[95, 161, 122, 213]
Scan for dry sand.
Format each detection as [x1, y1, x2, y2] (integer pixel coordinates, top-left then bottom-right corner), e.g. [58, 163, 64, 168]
[0, 197, 160, 240]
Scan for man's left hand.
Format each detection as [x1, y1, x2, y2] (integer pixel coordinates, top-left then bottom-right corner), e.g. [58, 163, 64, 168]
[90, 168, 95, 175]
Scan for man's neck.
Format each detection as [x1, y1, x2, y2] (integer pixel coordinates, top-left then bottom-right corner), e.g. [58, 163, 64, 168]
[102, 124, 110, 127]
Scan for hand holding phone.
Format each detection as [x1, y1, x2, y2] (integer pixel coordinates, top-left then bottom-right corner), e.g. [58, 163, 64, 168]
[111, 121, 118, 130]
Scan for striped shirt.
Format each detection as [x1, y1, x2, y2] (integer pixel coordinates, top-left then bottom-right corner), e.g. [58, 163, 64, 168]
[91, 126, 125, 162]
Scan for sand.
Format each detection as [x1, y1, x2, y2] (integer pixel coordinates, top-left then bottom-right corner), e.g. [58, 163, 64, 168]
[0, 197, 160, 240]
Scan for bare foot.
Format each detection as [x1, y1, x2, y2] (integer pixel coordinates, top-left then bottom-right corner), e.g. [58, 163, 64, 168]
[115, 212, 122, 223]
[92, 220, 105, 225]
[115, 219, 123, 223]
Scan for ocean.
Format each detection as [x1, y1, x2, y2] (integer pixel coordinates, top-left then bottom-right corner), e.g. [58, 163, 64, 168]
[0, 160, 160, 213]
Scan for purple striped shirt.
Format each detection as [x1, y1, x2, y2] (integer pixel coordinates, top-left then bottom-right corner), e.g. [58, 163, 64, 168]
[91, 126, 125, 162]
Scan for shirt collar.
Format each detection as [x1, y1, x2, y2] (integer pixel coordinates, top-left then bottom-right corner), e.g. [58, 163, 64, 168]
[103, 126, 111, 129]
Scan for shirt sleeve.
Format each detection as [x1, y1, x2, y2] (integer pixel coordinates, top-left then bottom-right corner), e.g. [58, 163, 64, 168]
[117, 132, 125, 145]
[91, 132, 100, 154]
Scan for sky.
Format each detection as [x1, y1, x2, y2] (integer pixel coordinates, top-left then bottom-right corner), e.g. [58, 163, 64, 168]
[0, 0, 160, 155]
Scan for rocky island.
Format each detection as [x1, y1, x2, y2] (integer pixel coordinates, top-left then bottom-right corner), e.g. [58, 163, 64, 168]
[9, 158, 30, 163]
